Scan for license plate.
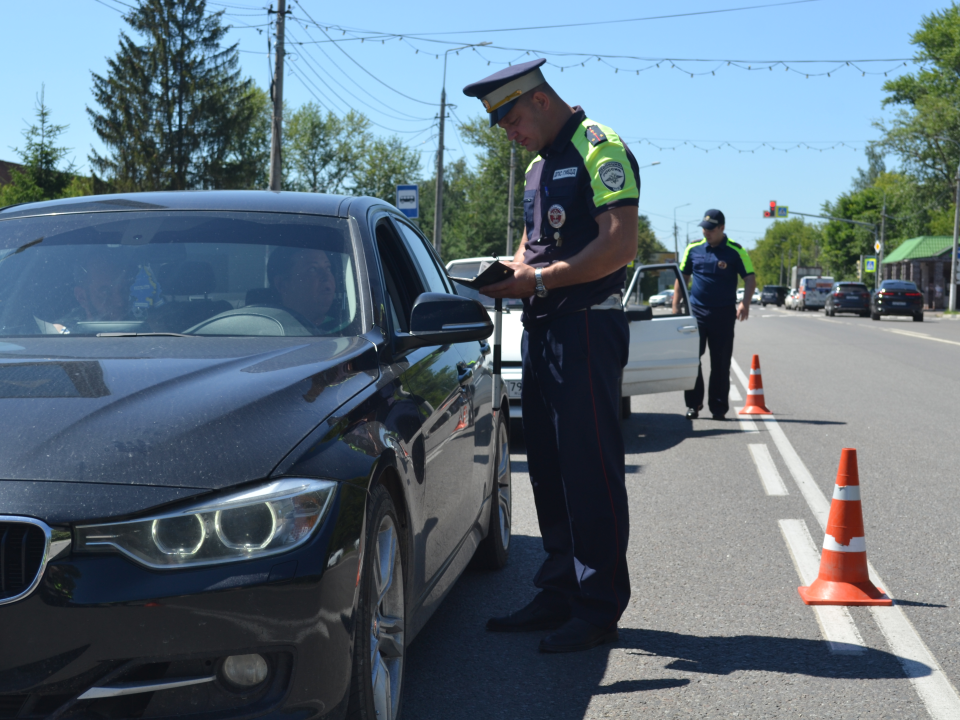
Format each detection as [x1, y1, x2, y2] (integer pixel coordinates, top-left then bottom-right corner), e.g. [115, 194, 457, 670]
[506, 380, 522, 398]
[893, 301, 906, 306]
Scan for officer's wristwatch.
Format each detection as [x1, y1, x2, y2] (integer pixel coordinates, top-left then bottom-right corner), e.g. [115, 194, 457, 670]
[534, 268, 548, 298]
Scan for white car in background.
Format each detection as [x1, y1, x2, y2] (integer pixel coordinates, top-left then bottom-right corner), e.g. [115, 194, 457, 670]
[649, 288, 675, 307]
[446, 257, 699, 425]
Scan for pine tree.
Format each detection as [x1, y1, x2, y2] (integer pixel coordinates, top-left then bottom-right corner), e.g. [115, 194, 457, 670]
[0, 86, 76, 206]
[87, 0, 263, 191]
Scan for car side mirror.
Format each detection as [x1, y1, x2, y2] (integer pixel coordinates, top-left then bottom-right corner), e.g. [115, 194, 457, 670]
[397, 292, 494, 351]
[624, 304, 653, 322]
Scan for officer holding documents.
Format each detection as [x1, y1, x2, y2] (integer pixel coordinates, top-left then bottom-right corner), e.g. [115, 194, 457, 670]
[463, 59, 640, 653]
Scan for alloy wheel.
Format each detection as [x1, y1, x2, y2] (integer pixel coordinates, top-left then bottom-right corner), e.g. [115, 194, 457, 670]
[496, 422, 511, 551]
[370, 515, 404, 720]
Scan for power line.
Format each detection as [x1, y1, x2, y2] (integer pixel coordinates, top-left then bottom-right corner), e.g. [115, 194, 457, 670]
[292, 2, 436, 106]
[337, 0, 823, 37]
[287, 19, 434, 121]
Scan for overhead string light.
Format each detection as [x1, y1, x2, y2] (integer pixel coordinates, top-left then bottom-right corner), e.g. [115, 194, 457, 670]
[628, 138, 867, 154]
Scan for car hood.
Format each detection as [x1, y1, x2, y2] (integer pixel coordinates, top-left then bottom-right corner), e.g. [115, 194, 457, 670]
[0, 337, 377, 491]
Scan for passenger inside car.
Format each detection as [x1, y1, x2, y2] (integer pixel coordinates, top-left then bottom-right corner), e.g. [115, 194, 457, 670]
[64, 253, 136, 324]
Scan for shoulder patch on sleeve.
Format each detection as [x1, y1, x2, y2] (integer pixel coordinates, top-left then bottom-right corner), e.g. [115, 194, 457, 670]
[585, 125, 607, 146]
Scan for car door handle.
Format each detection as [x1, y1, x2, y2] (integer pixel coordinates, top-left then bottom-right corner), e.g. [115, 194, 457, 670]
[479, 340, 491, 355]
[677, 325, 698, 334]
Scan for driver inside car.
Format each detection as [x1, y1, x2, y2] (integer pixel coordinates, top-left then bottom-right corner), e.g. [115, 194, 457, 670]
[57, 254, 135, 331]
[267, 247, 337, 329]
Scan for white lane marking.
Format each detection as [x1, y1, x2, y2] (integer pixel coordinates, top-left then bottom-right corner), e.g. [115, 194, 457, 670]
[734, 408, 758, 433]
[729, 381, 742, 402]
[887, 329, 960, 347]
[748, 444, 788, 495]
[731, 358, 749, 390]
[731, 359, 960, 719]
[779, 519, 866, 654]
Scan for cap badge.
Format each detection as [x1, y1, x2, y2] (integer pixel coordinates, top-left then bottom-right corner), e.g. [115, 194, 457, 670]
[704, 216, 712, 222]
[547, 204, 566, 229]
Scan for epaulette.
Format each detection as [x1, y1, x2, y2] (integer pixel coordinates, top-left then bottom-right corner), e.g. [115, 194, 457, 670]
[585, 125, 607, 146]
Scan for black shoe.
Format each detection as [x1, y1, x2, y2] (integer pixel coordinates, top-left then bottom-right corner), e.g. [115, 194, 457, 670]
[486, 598, 571, 633]
[538, 618, 619, 653]
[685, 407, 699, 419]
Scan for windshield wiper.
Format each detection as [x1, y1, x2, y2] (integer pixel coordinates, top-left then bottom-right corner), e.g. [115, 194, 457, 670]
[95, 332, 194, 338]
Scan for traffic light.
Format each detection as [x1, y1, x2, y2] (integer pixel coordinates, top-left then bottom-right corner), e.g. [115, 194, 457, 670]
[763, 200, 776, 218]
[855, 259, 861, 275]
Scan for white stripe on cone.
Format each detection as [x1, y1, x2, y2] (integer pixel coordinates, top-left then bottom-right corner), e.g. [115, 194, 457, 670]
[823, 535, 867, 553]
[833, 485, 861, 501]
[747, 389, 764, 395]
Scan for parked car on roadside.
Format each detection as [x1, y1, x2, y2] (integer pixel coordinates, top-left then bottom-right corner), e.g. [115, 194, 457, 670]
[870, 279, 924, 321]
[825, 281, 871, 317]
[0, 191, 508, 720]
[760, 285, 788, 307]
[446, 258, 700, 422]
[785, 289, 800, 310]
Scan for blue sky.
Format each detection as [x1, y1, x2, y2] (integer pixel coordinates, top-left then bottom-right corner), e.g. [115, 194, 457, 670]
[1, 0, 948, 250]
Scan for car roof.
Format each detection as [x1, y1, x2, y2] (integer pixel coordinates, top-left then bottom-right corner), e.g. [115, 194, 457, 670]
[0, 190, 389, 220]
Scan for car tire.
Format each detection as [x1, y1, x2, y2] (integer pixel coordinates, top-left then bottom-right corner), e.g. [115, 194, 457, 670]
[871, 311, 880, 321]
[762, 302, 767, 307]
[914, 312, 924, 322]
[349, 484, 406, 720]
[474, 414, 511, 570]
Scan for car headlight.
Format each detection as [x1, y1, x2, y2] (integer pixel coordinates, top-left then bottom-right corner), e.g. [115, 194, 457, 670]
[76, 479, 336, 569]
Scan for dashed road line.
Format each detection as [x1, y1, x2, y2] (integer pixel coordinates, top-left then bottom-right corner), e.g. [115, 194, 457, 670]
[731, 357, 960, 719]
[748, 444, 788, 496]
[728, 381, 742, 402]
[734, 408, 758, 434]
[779, 519, 866, 654]
[886, 329, 960, 347]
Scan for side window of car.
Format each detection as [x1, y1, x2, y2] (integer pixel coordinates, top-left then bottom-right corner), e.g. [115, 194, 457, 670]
[393, 221, 454, 295]
[375, 219, 426, 334]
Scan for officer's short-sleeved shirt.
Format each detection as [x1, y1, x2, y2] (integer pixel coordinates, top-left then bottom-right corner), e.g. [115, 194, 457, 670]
[521, 107, 640, 322]
[679, 236, 755, 309]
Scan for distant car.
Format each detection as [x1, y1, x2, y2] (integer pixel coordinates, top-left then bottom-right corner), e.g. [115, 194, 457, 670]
[785, 289, 800, 310]
[761, 285, 788, 307]
[649, 289, 675, 307]
[870, 279, 924, 321]
[825, 282, 871, 317]
[751, 289, 761, 305]
[736, 287, 745, 304]
[797, 276, 835, 311]
[446, 258, 700, 422]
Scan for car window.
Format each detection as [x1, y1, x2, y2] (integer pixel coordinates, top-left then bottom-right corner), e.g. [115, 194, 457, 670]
[0, 211, 361, 337]
[393, 221, 453, 295]
[374, 220, 425, 334]
[625, 265, 689, 317]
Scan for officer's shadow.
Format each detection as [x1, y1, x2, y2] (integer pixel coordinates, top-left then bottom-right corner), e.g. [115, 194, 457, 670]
[403, 533, 919, 720]
[622, 411, 744, 456]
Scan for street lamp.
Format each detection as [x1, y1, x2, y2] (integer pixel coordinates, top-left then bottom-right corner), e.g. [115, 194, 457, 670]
[673, 203, 691, 262]
[433, 41, 491, 257]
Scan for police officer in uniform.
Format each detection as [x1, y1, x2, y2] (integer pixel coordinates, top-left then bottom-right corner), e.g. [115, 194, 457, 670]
[671, 209, 755, 419]
[463, 59, 640, 653]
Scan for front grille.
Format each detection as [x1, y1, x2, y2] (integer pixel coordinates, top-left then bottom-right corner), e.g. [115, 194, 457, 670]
[0, 521, 46, 601]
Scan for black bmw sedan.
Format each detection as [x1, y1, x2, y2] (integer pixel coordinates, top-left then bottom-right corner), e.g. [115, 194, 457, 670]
[0, 192, 511, 720]
[870, 279, 925, 321]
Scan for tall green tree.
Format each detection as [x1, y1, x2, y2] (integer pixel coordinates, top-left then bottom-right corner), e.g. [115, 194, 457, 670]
[1, 87, 77, 206]
[285, 104, 371, 193]
[87, 0, 262, 190]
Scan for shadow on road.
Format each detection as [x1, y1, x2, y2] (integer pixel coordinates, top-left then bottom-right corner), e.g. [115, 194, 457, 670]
[404, 535, 922, 719]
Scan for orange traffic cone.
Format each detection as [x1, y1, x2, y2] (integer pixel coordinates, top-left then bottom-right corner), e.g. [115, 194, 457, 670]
[798, 448, 892, 606]
[738, 354, 772, 415]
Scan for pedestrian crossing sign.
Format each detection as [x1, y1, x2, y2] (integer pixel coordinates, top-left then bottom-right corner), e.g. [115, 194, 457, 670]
[865, 258, 877, 272]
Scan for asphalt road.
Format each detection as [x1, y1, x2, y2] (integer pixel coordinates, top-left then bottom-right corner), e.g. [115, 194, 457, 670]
[404, 307, 960, 719]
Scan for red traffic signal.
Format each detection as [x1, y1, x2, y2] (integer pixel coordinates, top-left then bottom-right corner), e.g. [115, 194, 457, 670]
[763, 200, 777, 218]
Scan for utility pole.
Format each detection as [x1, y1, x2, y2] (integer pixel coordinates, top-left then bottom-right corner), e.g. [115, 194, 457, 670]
[878, 193, 886, 291]
[433, 85, 446, 255]
[506, 142, 516, 257]
[780, 247, 785, 286]
[673, 203, 690, 262]
[268, 0, 287, 192]
[950, 158, 960, 312]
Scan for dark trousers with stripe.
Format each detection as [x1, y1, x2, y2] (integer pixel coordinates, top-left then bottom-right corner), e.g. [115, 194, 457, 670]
[520, 308, 630, 629]
[684, 305, 737, 416]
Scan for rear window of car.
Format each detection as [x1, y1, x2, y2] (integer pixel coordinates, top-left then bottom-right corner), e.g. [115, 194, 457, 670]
[0, 211, 362, 338]
[881, 281, 919, 291]
[836, 283, 867, 291]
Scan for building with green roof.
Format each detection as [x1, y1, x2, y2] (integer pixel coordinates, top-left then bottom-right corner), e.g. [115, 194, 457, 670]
[881, 236, 956, 309]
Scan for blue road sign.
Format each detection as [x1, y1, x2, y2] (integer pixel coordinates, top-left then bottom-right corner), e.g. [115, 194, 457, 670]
[865, 258, 877, 272]
[776, 205, 789, 218]
[396, 184, 419, 219]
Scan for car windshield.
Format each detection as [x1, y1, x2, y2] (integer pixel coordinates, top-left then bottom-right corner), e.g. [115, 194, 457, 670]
[446, 261, 523, 309]
[0, 210, 362, 338]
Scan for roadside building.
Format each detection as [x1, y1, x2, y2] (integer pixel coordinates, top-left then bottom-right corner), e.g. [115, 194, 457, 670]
[0, 159, 25, 186]
[882, 236, 956, 309]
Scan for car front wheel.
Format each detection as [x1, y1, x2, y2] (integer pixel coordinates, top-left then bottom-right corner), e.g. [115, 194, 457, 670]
[475, 413, 512, 570]
[350, 484, 406, 720]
